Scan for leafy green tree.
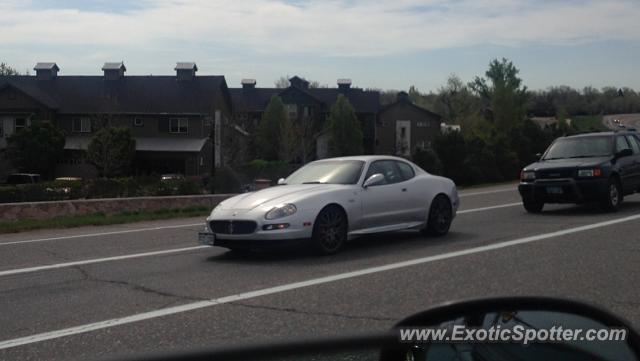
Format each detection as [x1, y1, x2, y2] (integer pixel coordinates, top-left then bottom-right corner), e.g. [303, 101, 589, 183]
[7, 122, 65, 177]
[0, 62, 19, 76]
[256, 96, 287, 161]
[470, 58, 528, 131]
[86, 127, 136, 178]
[278, 107, 297, 162]
[327, 94, 363, 156]
[434, 74, 483, 131]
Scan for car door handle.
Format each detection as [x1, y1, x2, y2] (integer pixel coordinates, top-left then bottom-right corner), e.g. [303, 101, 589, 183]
[402, 188, 407, 192]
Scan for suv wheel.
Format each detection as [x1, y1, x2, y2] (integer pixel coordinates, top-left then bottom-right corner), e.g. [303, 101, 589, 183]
[523, 198, 544, 213]
[600, 178, 622, 212]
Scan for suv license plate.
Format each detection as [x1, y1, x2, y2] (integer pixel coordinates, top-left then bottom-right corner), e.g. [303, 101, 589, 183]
[198, 232, 215, 245]
[546, 186, 563, 194]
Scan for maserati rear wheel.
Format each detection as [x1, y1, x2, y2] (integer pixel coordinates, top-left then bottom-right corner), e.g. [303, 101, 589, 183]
[422, 194, 453, 237]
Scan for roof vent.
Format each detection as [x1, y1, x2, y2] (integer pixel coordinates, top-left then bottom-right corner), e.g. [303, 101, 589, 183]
[102, 62, 126, 80]
[337, 78, 352, 90]
[34, 62, 59, 80]
[241, 79, 256, 89]
[175, 62, 197, 81]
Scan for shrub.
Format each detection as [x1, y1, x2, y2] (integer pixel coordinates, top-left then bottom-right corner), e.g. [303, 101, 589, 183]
[412, 147, 443, 175]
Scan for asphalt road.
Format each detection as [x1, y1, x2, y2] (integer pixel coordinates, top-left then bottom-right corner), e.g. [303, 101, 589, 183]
[1, 183, 640, 360]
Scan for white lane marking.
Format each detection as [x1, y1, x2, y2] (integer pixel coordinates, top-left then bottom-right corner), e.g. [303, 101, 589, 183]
[459, 187, 516, 197]
[458, 202, 522, 214]
[0, 223, 203, 247]
[0, 201, 524, 277]
[2, 213, 640, 350]
[0, 246, 208, 277]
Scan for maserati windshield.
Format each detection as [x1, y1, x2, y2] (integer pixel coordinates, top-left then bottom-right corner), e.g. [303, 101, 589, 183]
[284, 160, 364, 185]
[543, 137, 613, 160]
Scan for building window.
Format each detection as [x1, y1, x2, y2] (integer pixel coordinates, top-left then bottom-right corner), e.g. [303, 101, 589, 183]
[0, 121, 3, 137]
[72, 117, 91, 133]
[15, 118, 27, 132]
[417, 121, 430, 127]
[134, 118, 144, 127]
[170, 118, 188, 134]
[303, 106, 310, 118]
[286, 104, 297, 120]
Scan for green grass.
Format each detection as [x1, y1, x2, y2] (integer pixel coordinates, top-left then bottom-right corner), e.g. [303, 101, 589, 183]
[571, 115, 607, 132]
[0, 206, 210, 234]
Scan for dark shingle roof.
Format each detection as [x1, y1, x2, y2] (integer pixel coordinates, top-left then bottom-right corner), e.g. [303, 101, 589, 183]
[0, 75, 227, 114]
[229, 87, 380, 114]
[379, 98, 441, 119]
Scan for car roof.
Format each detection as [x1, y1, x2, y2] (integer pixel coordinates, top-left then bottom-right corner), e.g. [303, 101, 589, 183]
[9, 173, 41, 176]
[313, 155, 411, 163]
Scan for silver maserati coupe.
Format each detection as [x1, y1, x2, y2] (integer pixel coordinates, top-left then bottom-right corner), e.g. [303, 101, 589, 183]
[198, 155, 458, 254]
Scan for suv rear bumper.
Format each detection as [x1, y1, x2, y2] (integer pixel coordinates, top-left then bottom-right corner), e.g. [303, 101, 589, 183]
[518, 178, 608, 204]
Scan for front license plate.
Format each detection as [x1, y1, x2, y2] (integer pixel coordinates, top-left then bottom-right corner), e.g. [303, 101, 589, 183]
[198, 232, 215, 245]
[546, 186, 563, 194]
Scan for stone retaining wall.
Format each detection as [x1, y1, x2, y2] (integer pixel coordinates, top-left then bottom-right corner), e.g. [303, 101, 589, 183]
[0, 194, 235, 221]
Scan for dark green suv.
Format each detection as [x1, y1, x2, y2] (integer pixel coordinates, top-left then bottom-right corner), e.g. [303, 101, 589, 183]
[518, 130, 640, 212]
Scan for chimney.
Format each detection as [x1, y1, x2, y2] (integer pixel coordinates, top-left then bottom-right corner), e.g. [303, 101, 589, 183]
[241, 79, 256, 90]
[175, 62, 197, 81]
[102, 62, 126, 80]
[397, 91, 410, 102]
[289, 76, 309, 89]
[34, 62, 59, 80]
[337, 78, 352, 90]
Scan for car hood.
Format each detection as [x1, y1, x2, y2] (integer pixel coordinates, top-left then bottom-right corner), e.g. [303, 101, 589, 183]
[525, 157, 611, 171]
[219, 184, 343, 211]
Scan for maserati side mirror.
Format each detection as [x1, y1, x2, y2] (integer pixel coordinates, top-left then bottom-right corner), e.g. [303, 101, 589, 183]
[363, 173, 385, 188]
[277, 178, 286, 185]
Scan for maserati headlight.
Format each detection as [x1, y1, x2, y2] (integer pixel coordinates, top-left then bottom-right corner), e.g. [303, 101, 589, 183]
[265, 204, 297, 220]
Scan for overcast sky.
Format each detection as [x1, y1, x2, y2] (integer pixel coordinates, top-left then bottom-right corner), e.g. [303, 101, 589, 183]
[1, 0, 639, 92]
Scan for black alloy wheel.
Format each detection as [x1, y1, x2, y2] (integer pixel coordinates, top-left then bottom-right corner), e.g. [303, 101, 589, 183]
[422, 194, 453, 237]
[312, 205, 348, 255]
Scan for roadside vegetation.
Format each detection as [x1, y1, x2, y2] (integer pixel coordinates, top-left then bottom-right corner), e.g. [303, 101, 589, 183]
[0, 206, 210, 233]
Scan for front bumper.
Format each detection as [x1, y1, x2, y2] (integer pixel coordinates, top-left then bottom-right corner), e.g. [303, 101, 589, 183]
[518, 178, 608, 204]
[198, 208, 316, 247]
